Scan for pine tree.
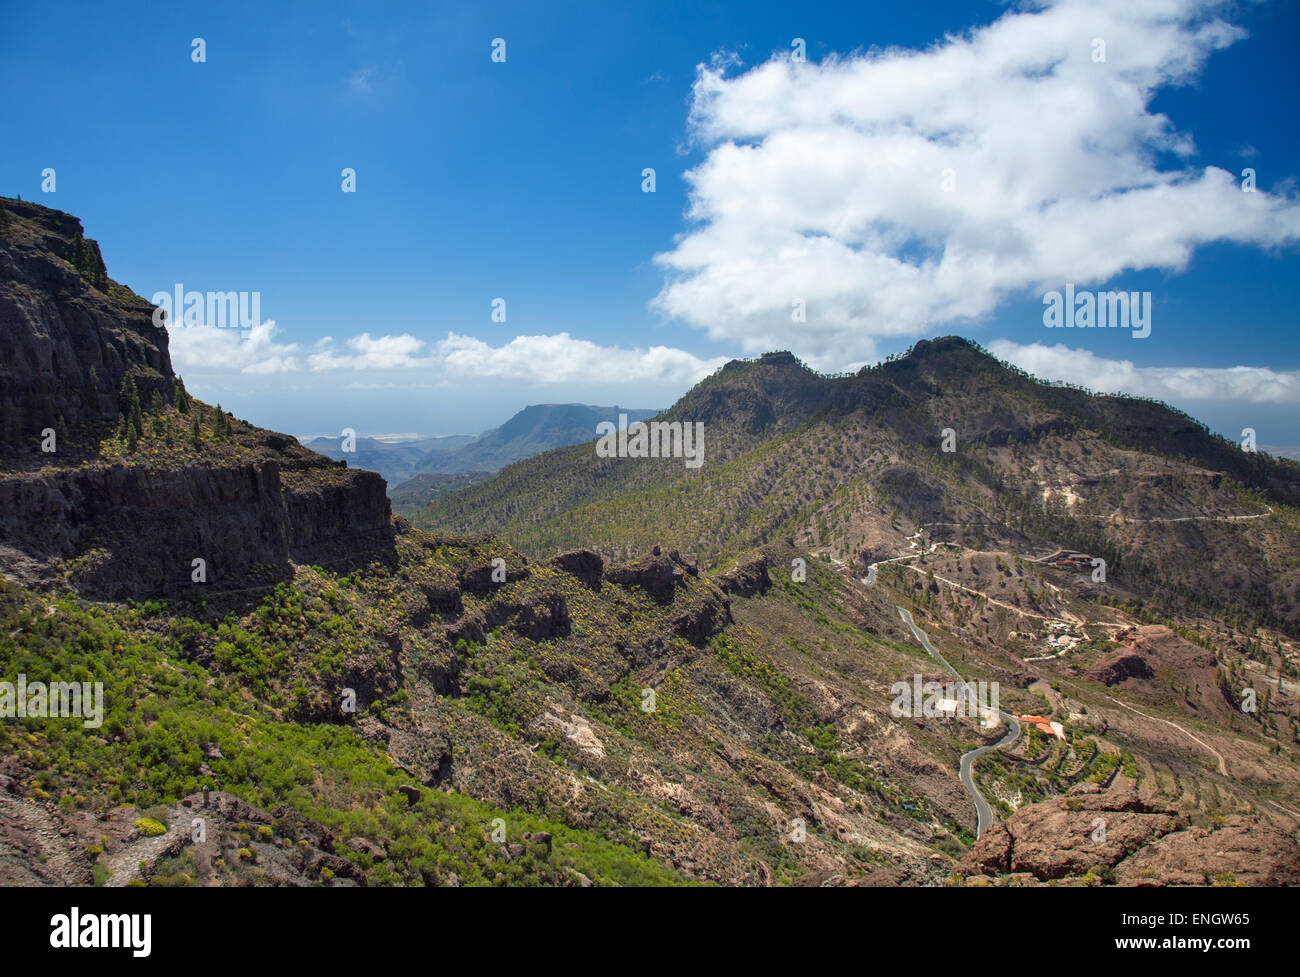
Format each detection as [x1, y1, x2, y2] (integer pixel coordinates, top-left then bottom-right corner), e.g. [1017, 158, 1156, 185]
[175, 378, 190, 414]
[69, 233, 108, 289]
[190, 412, 201, 447]
[118, 374, 140, 417]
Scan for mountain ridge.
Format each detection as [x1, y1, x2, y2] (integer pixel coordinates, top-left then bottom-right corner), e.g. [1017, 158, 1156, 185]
[415, 335, 1300, 633]
[2, 200, 1298, 889]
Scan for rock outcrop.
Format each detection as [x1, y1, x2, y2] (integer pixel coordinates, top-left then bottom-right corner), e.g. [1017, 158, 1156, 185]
[0, 449, 392, 600]
[604, 549, 687, 603]
[1114, 815, 1300, 886]
[0, 197, 172, 442]
[547, 548, 603, 586]
[717, 552, 772, 598]
[1084, 648, 1154, 686]
[0, 199, 393, 599]
[957, 783, 1300, 885]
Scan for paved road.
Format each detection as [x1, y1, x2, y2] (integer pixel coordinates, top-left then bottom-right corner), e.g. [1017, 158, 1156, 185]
[896, 606, 1021, 838]
[897, 606, 960, 679]
[956, 714, 1022, 837]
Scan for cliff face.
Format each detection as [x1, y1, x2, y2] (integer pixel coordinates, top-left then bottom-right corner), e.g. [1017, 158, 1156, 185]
[0, 460, 391, 599]
[0, 198, 392, 598]
[957, 783, 1300, 886]
[0, 198, 172, 440]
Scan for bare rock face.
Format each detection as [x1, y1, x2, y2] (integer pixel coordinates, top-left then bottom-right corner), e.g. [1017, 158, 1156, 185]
[1084, 649, 1154, 685]
[0, 198, 172, 441]
[485, 592, 572, 641]
[1115, 816, 1300, 886]
[604, 551, 684, 603]
[547, 548, 604, 586]
[282, 467, 392, 556]
[957, 784, 1300, 885]
[599, 548, 730, 644]
[0, 459, 392, 599]
[959, 784, 1183, 881]
[0, 199, 393, 600]
[717, 552, 772, 598]
[669, 589, 731, 646]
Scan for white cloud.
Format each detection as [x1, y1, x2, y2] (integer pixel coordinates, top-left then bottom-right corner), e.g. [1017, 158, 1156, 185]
[169, 324, 725, 387]
[167, 320, 301, 374]
[988, 339, 1300, 404]
[652, 0, 1300, 368]
[431, 332, 727, 385]
[308, 333, 436, 371]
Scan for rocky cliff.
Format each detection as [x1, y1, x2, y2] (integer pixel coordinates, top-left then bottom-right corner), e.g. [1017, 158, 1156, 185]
[957, 783, 1300, 885]
[0, 198, 392, 599]
[0, 197, 172, 441]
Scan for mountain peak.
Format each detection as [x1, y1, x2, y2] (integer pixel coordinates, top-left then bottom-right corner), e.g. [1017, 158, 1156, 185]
[757, 350, 801, 367]
[905, 335, 983, 360]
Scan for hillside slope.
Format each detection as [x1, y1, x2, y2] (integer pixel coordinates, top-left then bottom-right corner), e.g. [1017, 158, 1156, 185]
[2, 200, 1297, 887]
[416, 338, 1300, 634]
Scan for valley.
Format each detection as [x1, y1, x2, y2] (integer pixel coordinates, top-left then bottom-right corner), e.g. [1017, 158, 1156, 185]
[1, 197, 1298, 887]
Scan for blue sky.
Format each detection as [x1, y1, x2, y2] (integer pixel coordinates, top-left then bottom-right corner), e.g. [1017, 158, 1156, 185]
[2, 0, 1297, 445]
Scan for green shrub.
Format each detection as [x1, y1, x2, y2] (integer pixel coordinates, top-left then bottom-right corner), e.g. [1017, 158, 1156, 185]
[133, 817, 167, 837]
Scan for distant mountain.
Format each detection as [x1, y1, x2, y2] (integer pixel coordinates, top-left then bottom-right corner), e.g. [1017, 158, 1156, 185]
[418, 403, 661, 476]
[308, 405, 662, 489]
[303, 434, 475, 485]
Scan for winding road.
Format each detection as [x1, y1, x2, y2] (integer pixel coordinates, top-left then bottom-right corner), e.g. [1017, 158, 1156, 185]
[896, 606, 1021, 838]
